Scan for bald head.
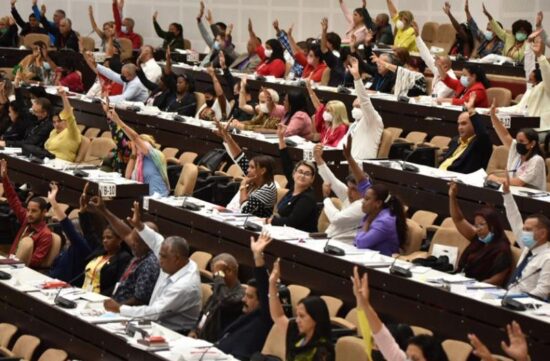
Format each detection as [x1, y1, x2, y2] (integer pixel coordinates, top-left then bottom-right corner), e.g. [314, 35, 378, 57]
[436, 55, 452, 71]
[59, 18, 72, 35]
[165, 236, 190, 259]
[211, 253, 239, 273]
[121, 63, 137, 81]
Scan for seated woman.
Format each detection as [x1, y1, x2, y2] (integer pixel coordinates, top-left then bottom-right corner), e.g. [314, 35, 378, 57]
[196, 66, 232, 121]
[15, 41, 56, 84]
[281, 89, 313, 140]
[291, 41, 328, 83]
[44, 88, 82, 162]
[0, 17, 18, 48]
[217, 52, 255, 122]
[306, 81, 349, 147]
[152, 11, 185, 51]
[249, 20, 286, 78]
[386, 0, 418, 52]
[82, 45, 123, 98]
[372, 51, 427, 97]
[488, 104, 546, 190]
[354, 181, 408, 256]
[54, 57, 84, 93]
[352, 267, 449, 361]
[339, 0, 368, 46]
[108, 109, 170, 197]
[88, 6, 120, 52]
[482, 5, 532, 63]
[231, 88, 285, 132]
[269, 257, 335, 361]
[437, 63, 490, 107]
[448, 182, 513, 286]
[1, 101, 31, 143]
[443, 2, 474, 58]
[213, 120, 277, 218]
[268, 124, 318, 232]
[464, 2, 504, 58]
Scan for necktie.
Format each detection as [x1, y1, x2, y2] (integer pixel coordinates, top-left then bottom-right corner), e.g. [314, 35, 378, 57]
[506, 251, 533, 286]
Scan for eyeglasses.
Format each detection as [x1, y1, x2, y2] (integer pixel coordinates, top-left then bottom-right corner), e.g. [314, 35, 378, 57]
[474, 222, 488, 228]
[296, 170, 313, 177]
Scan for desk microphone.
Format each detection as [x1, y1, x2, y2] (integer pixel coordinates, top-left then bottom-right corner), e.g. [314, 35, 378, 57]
[54, 270, 88, 309]
[242, 205, 262, 232]
[181, 184, 215, 211]
[125, 309, 173, 338]
[322, 226, 361, 256]
[197, 332, 229, 361]
[389, 255, 412, 278]
[501, 267, 543, 311]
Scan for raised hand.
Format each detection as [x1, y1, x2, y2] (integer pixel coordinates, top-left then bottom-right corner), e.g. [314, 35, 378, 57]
[448, 181, 458, 198]
[287, 24, 294, 37]
[321, 17, 328, 33]
[342, 135, 353, 160]
[482, 3, 492, 20]
[153, 11, 158, 21]
[313, 143, 324, 164]
[489, 98, 497, 120]
[536, 11, 543, 28]
[532, 36, 545, 58]
[89, 195, 107, 213]
[501, 321, 529, 361]
[443, 1, 451, 15]
[126, 201, 144, 230]
[79, 182, 91, 212]
[248, 18, 253, 33]
[273, 19, 280, 33]
[347, 56, 360, 80]
[11, 0, 17, 7]
[464, 0, 469, 14]
[47, 182, 59, 204]
[352, 266, 370, 310]
[0, 159, 7, 179]
[502, 169, 511, 194]
[250, 231, 272, 255]
[276, 124, 287, 140]
[269, 258, 281, 285]
[108, 109, 123, 126]
[197, 1, 205, 20]
[205, 9, 213, 24]
[40, 4, 46, 16]
[467, 334, 495, 361]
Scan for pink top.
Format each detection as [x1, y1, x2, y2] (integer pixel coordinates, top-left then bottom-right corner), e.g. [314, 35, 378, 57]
[271, 104, 286, 119]
[340, 1, 368, 44]
[372, 325, 407, 361]
[284, 110, 313, 140]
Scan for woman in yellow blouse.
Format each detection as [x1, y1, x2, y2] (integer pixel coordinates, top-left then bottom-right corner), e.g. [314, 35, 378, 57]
[44, 87, 82, 162]
[386, 0, 418, 52]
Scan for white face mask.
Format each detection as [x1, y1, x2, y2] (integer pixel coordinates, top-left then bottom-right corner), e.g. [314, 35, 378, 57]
[264, 49, 273, 58]
[121, 25, 128, 34]
[307, 56, 315, 66]
[396, 20, 405, 30]
[259, 103, 270, 114]
[351, 107, 362, 120]
[322, 111, 333, 122]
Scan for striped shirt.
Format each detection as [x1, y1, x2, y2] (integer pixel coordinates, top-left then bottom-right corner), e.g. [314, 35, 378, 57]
[235, 153, 277, 218]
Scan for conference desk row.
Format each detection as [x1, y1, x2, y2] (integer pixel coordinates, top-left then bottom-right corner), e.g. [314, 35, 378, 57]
[142, 196, 550, 359]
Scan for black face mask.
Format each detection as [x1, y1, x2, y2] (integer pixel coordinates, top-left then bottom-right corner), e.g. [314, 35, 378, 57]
[205, 99, 215, 108]
[120, 75, 129, 83]
[516, 142, 530, 155]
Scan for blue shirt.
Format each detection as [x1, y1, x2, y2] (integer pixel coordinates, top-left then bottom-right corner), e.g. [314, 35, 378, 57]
[142, 154, 169, 196]
[32, 4, 56, 45]
[112, 251, 160, 304]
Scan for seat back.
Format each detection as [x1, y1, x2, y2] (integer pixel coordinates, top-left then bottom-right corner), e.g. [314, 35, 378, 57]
[174, 163, 199, 196]
[84, 137, 116, 165]
[377, 129, 395, 158]
[335, 336, 369, 361]
[433, 24, 457, 53]
[402, 219, 424, 255]
[411, 325, 434, 336]
[261, 324, 286, 360]
[201, 283, 213, 308]
[421, 22, 439, 45]
[429, 136, 452, 150]
[320, 67, 331, 85]
[386, 127, 403, 139]
[487, 87, 513, 107]
[195, 92, 205, 113]
[320, 295, 343, 317]
[83, 127, 101, 139]
[40, 232, 62, 268]
[411, 210, 438, 230]
[345, 308, 360, 335]
[486, 145, 509, 175]
[274, 175, 288, 189]
[162, 147, 179, 159]
[11, 335, 41, 360]
[405, 131, 428, 144]
[183, 39, 192, 50]
[317, 197, 343, 233]
[442, 339, 473, 361]
[510, 245, 523, 274]
[119, 38, 133, 61]
[190, 251, 213, 272]
[74, 136, 90, 163]
[37, 348, 68, 361]
[81, 36, 96, 52]
[15, 236, 34, 266]
[0, 323, 18, 348]
[23, 34, 51, 49]
[179, 152, 198, 165]
[288, 284, 311, 315]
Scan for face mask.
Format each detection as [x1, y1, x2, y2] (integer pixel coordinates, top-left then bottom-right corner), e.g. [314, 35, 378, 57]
[0, 28, 8, 35]
[322, 111, 333, 122]
[460, 75, 470, 88]
[515, 32, 527, 42]
[521, 231, 536, 249]
[264, 49, 273, 58]
[121, 25, 128, 34]
[351, 107, 362, 120]
[484, 31, 494, 41]
[396, 20, 405, 30]
[307, 57, 315, 66]
[516, 142, 530, 155]
[259, 103, 269, 114]
[205, 99, 215, 108]
[120, 75, 129, 83]
[479, 232, 494, 244]
[213, 41, 221, 51]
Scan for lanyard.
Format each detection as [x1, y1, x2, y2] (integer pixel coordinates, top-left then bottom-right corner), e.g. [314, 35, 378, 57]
[119, 257, 141, 282]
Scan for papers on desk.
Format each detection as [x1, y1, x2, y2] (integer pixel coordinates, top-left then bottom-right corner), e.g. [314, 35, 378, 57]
[264, 225, 309, 241]
[0, 147, 22, 155]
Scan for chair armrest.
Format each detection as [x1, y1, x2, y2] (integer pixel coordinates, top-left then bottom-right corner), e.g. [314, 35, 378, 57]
[331, 317, 357, 331]
[399, 251, 429, 262]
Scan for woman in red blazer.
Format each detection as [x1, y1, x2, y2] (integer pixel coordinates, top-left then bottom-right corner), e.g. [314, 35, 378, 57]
[438, 64, 491, 108]
[248, 19, 286, 78]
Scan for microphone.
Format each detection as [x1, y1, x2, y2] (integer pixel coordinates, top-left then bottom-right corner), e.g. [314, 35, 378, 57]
[197, 332, 229, 361]
[389, 255, 412, 278]
[124, 309, 173, 338]
[242, 205, 262, 232]
[180, 184, 215, 211]
[54, 270, 88, 309]
[322, 226, 361, 256]
[501, 268, 543, 311]
[399, 151, 419, 173]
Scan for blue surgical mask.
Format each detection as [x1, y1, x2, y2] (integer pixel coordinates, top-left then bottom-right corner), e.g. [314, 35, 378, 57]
[479, 232, 494, 244]
[460, 75, 470, 88]
[515, 32, 527, 42]
[213, 41, 221, 51]
[521, 231, 536, 249]
[484, 31, 494, 41]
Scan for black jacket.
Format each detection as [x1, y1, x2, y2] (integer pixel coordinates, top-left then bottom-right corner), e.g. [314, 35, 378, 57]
[0, 24, 18, 48]
[442, 113, 493, 174]
[272, 148, 318, 233]
[138, 69, 196, 116]
[11, 6, 49, 37]
[217, 266, 273, 361]
[40, 16, 79, 51]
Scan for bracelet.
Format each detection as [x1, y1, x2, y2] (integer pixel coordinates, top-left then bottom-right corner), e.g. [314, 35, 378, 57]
[129, 155, 137, 160]
[268, 292, 279, 299]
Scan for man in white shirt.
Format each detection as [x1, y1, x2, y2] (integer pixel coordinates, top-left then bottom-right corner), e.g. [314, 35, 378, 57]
[313, 143, 371, 244]
[138, 45, 162, 84]
[502, 178, 550, 300]
[339, 57, 383, 160]
[96, 63, 149, 104]
[104, 202, 202, 332]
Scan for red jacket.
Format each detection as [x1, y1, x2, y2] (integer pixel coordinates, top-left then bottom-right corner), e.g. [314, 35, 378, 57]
[314, 104, 348, 147]
[113, 3, 142, 50]
[295, 52, 327, 83]
[443, 77, 489, 107]
[256, 45, 286, 78]
[4, 176, 52, 268]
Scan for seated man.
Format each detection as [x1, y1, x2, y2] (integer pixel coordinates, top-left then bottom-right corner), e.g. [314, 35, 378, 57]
[216, 233, 273, 360]
[39, 14, 78, 52]
[137, 45, 162, 84]
[103, 203, 201, 333]
[0, 159, 52, 268]
[230, 36, 261, 74]
[439, 94, 492, 174]
[32, 3, 65, 45]
[0, 87, 53, 150]
[502, 176, 550, 299]
[190, 253, 244, 342]
[94, 63, 149, 103]
[113, 0, 142, 50]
